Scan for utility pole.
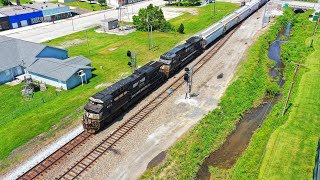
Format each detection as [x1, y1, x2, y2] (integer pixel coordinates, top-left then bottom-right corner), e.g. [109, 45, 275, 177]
[214, 0, 216, 17]
[262, 1, 268, 28]
[86, 30, 90, 56]
[310, 15, 320, 48]
[282, 63, 300, 116]
[72, 18, 75, 31]
[184, 67, 192, 99]
[150, 24, 154, 49]
[147, 15, 154, 50]
[118, 5, 122, 23]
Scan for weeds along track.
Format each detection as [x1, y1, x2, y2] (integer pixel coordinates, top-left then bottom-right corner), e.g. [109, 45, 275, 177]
[18, 25, 239, 180]
[56, 26, 240, 180]
[18, 131, 93, 180]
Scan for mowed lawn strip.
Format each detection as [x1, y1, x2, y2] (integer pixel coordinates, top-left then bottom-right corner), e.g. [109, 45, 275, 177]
[258, 35, 320, 179]
[0, 2, 238, 168]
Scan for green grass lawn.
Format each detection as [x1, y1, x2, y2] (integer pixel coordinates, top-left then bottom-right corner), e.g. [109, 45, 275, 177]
[232, 10, 319, 179]
[0, 2, 238, 170]
[258, 36, 320, 179]
[10, 0, 31, 5]
[53, 0, 108, 11]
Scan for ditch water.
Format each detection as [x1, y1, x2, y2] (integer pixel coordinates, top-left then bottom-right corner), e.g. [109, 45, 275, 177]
[196, 23, 291, 180]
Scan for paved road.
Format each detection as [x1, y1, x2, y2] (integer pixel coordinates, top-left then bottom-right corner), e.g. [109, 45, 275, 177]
[0, 0, 165, 43]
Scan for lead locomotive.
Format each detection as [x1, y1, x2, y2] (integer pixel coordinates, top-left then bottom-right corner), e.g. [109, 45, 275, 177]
[83, 61, 165, 133]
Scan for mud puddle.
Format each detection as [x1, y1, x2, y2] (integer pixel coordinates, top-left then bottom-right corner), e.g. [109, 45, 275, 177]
[147, 151, 166, 169]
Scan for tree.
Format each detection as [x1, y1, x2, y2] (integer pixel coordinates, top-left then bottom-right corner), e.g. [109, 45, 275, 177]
[177, 23, 184, 34]
[133, 4, 172, 32]
[98, 0, 106, 7]
[0, 0, 10, 6]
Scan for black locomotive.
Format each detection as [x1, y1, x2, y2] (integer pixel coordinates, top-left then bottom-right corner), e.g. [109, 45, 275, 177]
[159, 36, 203, 77]
[83, 36, 205, 133]
[83, 61, 165, 133]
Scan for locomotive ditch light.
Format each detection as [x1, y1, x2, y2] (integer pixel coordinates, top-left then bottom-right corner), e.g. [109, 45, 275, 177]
[127, 50, 132, 58]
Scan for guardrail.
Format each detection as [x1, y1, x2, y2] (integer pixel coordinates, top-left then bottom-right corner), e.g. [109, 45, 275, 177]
[314, 139, 320, 180]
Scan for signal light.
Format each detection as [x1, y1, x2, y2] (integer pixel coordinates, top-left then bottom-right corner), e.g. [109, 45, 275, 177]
[184, 74, 189, 82]
[127, 50, 132, 58]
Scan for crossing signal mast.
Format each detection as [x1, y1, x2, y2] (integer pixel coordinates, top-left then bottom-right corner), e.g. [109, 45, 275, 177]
[184, 67, 192, 99]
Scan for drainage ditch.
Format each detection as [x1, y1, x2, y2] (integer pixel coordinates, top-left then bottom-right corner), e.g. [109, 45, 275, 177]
[196, 23, 291, 180]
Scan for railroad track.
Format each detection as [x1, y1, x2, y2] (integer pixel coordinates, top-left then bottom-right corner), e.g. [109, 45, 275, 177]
[56, 26, 240, 180]
[18, 132, 93, 180]
[17, 25, 239, 180]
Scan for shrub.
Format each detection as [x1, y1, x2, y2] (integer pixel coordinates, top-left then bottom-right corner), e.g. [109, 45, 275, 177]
[177, 23, 185, 34]
[0, 0, 10, 6]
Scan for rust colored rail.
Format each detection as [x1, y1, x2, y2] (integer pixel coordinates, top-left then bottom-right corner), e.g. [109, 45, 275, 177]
[57, 26, 239, 180]
[18, 131, 93, 180]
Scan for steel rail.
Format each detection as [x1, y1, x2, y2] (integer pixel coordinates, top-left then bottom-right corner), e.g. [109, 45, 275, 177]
[18, 131, 93, 180]
[57, 26, 240, 180]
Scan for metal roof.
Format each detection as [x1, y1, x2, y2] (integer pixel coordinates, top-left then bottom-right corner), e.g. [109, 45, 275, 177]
[101, 18, 118, 22]
[23, 3, 68, 10]
[0, 6, 40, 16]
[26, 56, 92, 82]
[0, 36, 47, 72]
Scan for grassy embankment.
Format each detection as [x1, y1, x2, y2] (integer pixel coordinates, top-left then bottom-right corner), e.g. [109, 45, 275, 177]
[0, 2, 238, 171]
[232, 10, 320, 179]
[141, 8, 296, 180]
